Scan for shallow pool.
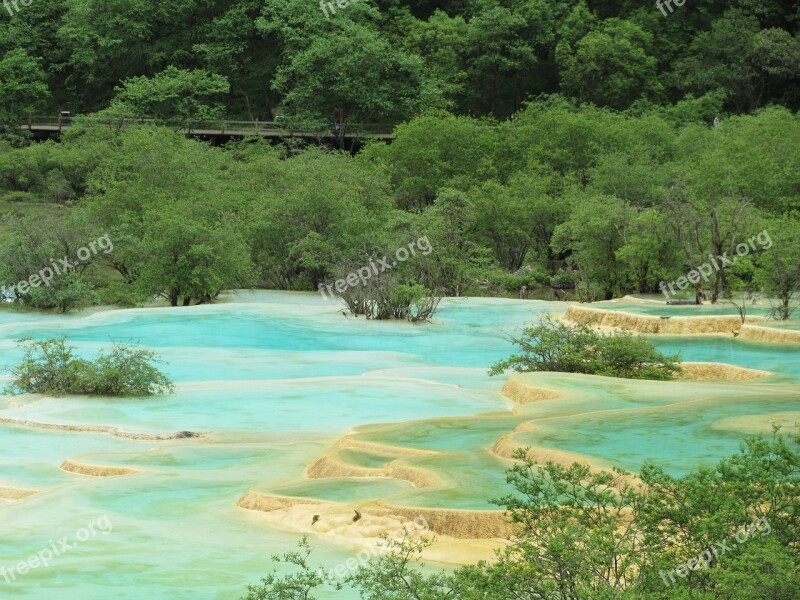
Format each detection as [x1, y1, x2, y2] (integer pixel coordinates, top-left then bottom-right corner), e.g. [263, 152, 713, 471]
[0, 292, 797, 599]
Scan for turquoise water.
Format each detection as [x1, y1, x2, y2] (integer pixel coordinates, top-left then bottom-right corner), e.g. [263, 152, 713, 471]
[652, 337, 800, 378]
[759, 319, 800, 330]
[0, 292, 798, 599]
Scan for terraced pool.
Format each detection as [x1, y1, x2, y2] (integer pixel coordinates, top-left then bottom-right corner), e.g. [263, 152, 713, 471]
[0, 292, 797, 599]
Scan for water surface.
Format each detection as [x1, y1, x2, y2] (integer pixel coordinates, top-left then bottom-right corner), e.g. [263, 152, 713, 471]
[0, 292, 797, 599]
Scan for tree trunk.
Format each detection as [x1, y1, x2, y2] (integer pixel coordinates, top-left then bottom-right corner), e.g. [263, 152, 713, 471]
[694, 284, 705, 305]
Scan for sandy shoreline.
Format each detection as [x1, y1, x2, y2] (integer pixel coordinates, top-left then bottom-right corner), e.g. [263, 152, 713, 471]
[307, 437, 443, 488]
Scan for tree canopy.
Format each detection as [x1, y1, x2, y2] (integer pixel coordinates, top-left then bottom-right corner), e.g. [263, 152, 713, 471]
[0, 0, 797, 126]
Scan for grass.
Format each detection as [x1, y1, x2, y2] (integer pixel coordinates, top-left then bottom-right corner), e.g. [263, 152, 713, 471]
[0, 197, 69, 237]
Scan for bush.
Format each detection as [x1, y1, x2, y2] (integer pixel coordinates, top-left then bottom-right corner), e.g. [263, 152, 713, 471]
[489, 315, 682, 380]
[23, 272, 99, 313]
[0, 191, 40, 203]
[478, 267, 550, 296]
[549, 270, 577, 290]
[331, 258, 441, 322]
[6, 338, 174, 396]
[241, 430, 800, 600]
[5, 338, 84, 395]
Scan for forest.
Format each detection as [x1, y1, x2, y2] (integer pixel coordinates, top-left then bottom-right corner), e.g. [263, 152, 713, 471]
[1, 0, 799, 122]
[0, 3, 799, 599]
[0, 104, 798, 316]
[0, 0, 798, 316]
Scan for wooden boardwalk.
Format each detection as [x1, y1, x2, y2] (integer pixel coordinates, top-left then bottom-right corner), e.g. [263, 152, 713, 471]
[21, 116, 395, 141]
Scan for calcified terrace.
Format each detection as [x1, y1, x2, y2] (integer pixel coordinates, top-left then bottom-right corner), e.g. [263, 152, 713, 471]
[0, 292, 797, 598]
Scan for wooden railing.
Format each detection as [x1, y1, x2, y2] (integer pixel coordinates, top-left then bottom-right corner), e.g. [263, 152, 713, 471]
[21, 116, 397, 139]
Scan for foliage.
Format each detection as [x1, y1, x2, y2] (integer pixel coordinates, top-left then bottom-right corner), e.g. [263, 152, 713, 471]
[755, 216, 800, 319]
[364, 112, 500, 211]
[82, 127, 255, 306]
[346, 534, 456, 600]
[241, 537, 333, 600]
[0, 48, 50, 123]
[111, 67, 230, 126]
[240, 429, 800, 599]
[245, 147, 392, 290]
[0, 213, 101, 312]
[6, 338, 174, 397]
[480, 267, 550, 295]
[0, 0, 797, 124]
[271, 22, 428, 143]
[0, 100, 798, 314]
[557, 19, 662, 110]
[489, 315, 682, 380]
[490, 456, 645, 597]
[552, 192, 635, 301]
[468, 173, 560, 271]
[330, 258, 441, 322]
[135, 204, 254, 306]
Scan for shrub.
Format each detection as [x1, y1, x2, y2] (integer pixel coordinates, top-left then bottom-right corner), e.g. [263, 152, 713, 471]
[477, 267, 550, 296]
[23, 272, 99, 313]
[83, 343, 175, 396]
[0, 191, 40, 203]
[331, 258, 441, 322]
[5, 338, 84, 395]
[241, 430, 800, 600]
[6, 337, 174, 396]
[489, 315, 682, 380]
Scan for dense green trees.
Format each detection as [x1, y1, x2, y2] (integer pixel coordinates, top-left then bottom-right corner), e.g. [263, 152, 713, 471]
[69, 126, 254, 306]
[0, 48, 49, 145]
[271, 22, 430, 141]
[0, 212, 100, 311]
[557, 18, 662, 109]
[0, 4, 796, 318]
[0, 0, 797, 123]
[0, 102, 798, 314]
[756, 217, 800, 319]
[111, 67, 230, 126]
